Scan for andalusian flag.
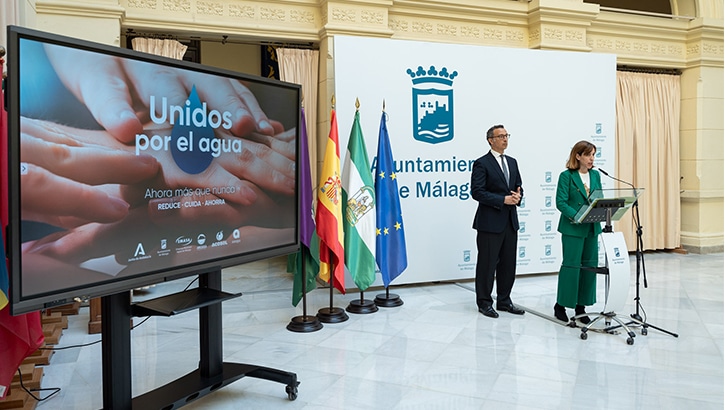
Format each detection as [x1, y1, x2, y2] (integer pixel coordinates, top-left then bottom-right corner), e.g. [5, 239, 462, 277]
[315, 109, 345, 293]
[375, 111, 408, 287]
[342, 110, 376, 291]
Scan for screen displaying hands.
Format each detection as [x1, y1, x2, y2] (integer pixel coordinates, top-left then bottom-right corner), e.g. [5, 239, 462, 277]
[43, 45, 279, 143]
[19, 39, 299, 275]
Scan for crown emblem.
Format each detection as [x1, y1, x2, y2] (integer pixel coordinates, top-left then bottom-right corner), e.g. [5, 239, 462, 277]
[409, 65, 458, 144]
[407, 65, 458, 86]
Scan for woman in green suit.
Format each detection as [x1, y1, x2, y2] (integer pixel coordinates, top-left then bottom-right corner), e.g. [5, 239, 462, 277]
[554, 141, 602, 324]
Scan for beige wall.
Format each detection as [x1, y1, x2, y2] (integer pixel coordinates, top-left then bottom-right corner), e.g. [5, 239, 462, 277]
[23, 0, 725, 253]
[200, 41, 261, 76]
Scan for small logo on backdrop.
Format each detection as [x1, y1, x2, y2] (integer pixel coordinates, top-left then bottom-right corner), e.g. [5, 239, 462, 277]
[519, 246, 526, 258]
[545, 171, 552, 183]
[463, 250, 471, 262]
[519, 221, 526, 233]
[134, 243, 146, 258]
[197, 233, 206, 246]
[596, 148, 602, 158]
[614, 247, 621, 257]
[545, 244, 552, 256]
[520, 197, 526, 208]
[545, 220, 552, 232]
[407, 65, 457, 144]
[346, 186, 375, 226]
[545, 196, 552, 208]
[595, 123, 602, 134]
[176, 236, 193, 247]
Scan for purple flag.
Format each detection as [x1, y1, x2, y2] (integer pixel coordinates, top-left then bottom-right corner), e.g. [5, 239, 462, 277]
[291, 107, 319, 306]
[299, 107, 314, 247]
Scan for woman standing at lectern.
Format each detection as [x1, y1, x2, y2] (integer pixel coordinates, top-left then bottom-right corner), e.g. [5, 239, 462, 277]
[553, 140, 602, 324]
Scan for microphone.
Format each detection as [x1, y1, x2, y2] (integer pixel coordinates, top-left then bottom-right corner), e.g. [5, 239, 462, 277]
[595, 167, 637, 191]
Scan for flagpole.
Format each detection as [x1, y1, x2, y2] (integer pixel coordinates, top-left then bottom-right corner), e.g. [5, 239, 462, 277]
[287, 248, 323, 332]
[316, 96, 348, 324]
[343, 98, 378, 315]
[287, 100, 322, 332]
[316, 250, 348, 323]
[373, 99, 405, 308]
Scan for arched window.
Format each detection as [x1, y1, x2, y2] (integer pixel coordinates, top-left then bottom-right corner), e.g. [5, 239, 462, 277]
[585, 0, 672, 15]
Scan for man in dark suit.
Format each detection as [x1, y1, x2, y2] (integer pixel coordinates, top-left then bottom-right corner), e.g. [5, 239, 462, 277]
[470, 124, 525, 318]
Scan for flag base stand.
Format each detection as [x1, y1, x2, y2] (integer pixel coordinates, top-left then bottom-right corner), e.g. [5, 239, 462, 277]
[286, 315, 323, 333]
[374, 294, 403, 307]
[374, 288, 404, 308]
[346, 298, 378, 314]
[316, 307, 349, 323]
[317, 267, 348, 323]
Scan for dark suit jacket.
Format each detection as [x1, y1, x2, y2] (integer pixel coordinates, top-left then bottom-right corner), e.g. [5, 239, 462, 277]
[556, 168, 603, 237]
[471, 151, 523, 233]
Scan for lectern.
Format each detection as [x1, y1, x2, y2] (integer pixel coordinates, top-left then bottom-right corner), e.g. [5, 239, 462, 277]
[573, 188, 643, 345]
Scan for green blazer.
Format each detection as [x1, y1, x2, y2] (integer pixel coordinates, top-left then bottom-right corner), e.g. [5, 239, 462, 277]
[556, 169, 603, 237]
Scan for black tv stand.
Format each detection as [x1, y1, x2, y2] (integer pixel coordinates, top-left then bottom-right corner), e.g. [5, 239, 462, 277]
[101, 269, 299, 409]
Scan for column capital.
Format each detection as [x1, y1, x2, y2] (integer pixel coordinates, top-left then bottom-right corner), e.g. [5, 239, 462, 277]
[527, 0, 600, 51]
[686, 17, 724, 68]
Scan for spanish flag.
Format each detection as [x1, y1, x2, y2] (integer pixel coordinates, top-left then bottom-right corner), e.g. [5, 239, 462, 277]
[315, 109, 345, 293]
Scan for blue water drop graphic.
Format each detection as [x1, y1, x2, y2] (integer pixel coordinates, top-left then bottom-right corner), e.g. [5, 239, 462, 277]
[170, 86, 215, 174]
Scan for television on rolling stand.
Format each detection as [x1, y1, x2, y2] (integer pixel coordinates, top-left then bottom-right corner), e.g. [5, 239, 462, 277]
[5, 26, 301, 315]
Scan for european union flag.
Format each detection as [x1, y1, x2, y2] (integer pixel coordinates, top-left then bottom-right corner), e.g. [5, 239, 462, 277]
[374, 111, 407, 287]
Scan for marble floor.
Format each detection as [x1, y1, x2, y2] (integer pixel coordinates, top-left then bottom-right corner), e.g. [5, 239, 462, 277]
[33, 251, 723, 410]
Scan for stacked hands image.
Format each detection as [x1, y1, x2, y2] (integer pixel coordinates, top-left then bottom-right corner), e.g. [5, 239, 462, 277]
[19, 42, 297, 278]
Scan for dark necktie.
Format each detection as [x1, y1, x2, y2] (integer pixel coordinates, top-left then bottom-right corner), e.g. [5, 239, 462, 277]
[501, 155, 509, 184]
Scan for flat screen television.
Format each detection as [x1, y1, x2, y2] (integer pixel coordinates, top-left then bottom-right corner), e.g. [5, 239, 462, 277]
[5, 26, 300, 314]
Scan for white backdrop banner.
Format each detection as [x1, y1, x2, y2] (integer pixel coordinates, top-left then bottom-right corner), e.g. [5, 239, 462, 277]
[333, 36, 616, 286]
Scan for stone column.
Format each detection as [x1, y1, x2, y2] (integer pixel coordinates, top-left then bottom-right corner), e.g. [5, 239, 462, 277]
[316, 0, 393, 176]
[35, 0, 124, 45]
[680, 16, 724, 253]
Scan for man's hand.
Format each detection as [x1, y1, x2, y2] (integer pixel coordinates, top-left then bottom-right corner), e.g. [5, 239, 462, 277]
[504, 187, 522, 205]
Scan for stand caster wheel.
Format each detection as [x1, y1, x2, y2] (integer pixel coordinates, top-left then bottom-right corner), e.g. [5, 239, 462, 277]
[626, 337, 634, 345]
[580, 332, 588, 340]
[286, 385, 298, 401]
[641, 328, 648, 336]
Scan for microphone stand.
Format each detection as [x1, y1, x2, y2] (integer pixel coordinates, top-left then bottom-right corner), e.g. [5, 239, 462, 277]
[597, 168, 678, 338]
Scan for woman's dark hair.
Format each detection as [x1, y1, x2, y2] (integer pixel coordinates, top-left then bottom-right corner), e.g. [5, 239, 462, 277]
[566, 140, 596, 170]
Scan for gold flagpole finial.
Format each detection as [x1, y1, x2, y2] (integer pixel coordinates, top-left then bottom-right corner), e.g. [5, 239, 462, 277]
[331, 94, 336, 110]
[300, 90, 305, 108]
[382, 99, 386, 112]
[355, 97, 360, 111]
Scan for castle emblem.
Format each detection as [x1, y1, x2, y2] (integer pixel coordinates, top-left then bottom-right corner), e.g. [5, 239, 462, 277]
[407, 65, 457, 144]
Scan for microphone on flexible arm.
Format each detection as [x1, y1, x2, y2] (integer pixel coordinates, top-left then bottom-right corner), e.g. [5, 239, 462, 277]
[595, 167, 638, 198]
[595, 167, 647, 289]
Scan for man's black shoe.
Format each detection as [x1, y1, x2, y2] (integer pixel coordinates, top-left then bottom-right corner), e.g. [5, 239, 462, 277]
[497, 303, 525, 315]
[478, 306, 499, 318]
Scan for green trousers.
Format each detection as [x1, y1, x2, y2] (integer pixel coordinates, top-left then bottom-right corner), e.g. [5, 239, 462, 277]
[556, 231, 598, 308]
